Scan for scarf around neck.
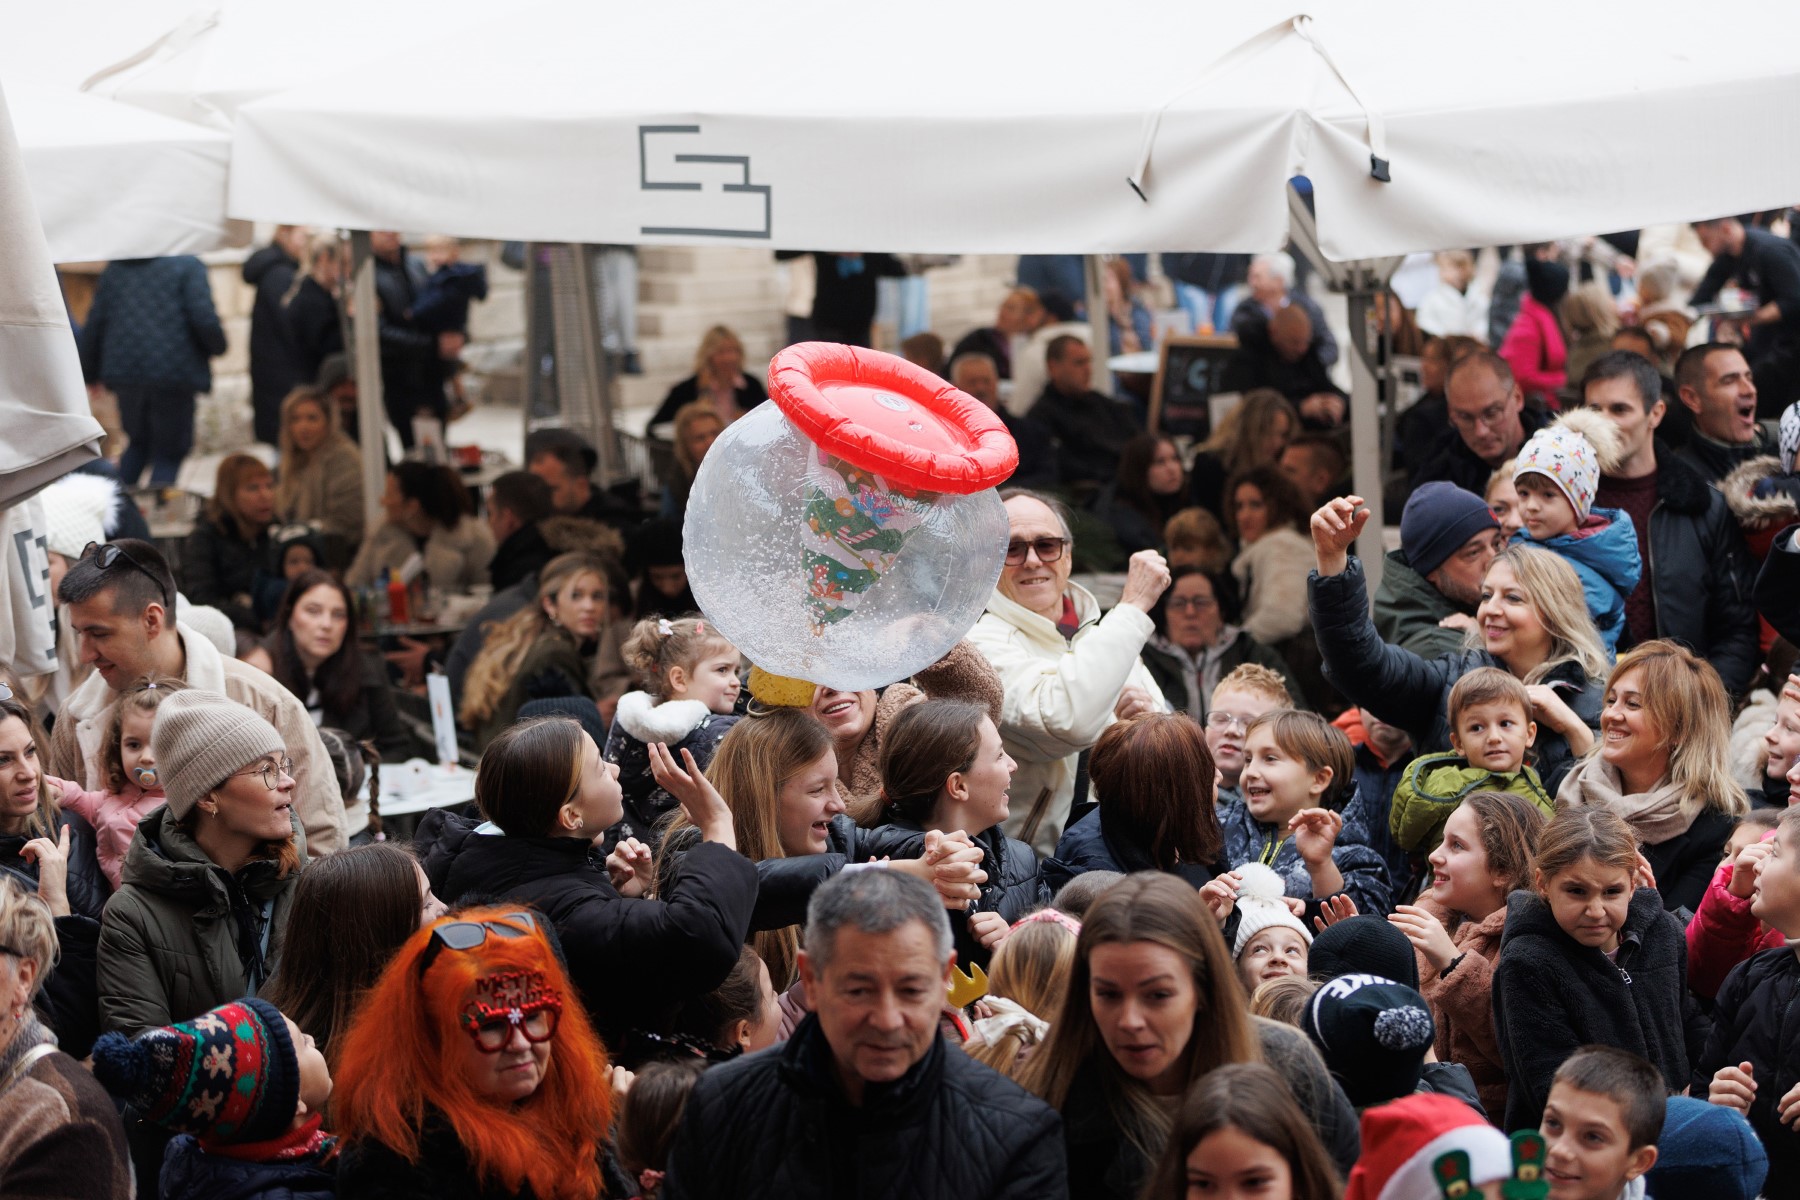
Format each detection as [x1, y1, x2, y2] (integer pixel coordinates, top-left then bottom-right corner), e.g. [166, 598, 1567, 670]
[1558, 756, 1697, 845]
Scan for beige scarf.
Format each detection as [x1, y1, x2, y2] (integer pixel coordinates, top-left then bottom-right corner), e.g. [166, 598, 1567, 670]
[1555, 756, 1697, 845]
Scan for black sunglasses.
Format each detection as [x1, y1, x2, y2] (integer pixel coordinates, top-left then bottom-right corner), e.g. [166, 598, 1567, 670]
[80, 542, 173, 611]
[419, 910, 540, 975]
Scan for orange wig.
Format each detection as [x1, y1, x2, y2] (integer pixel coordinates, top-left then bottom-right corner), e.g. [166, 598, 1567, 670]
[332, 905, 612, 1200]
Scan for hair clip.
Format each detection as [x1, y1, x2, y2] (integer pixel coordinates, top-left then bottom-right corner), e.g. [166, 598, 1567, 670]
[1010, 908, 1082, 937]
[657, 618, 674, 638]
[0, 681, 11, 703]
[144, 681, 157, 689]
[694, 620, 705, 635]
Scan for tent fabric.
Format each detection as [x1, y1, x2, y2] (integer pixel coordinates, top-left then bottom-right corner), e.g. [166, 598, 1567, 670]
[0, 81, 103, 508]
[225, 0, 1800, 261]
[11, 81, 238, 263]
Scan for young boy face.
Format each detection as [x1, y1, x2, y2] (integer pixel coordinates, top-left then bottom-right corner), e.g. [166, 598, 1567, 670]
[1514, 472, 1579, 541]
[1540, 1082, 1657, 1200]
[1449, 699, 1536, 774]
[1751, 825, 1800, 932]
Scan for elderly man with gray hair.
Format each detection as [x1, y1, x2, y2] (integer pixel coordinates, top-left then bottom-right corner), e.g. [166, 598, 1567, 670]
[1230, 250, 1338, 368]
[663, 869, 1067, 1199]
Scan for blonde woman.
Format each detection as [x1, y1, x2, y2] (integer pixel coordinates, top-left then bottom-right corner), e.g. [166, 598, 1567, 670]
[282, 232, 345, 384]
[274, 387, 363, 556]
[1310, 495, 1610, 792]
[1186, 388, 1297, 519]
[661, 401, 726, 518]
[649, 325, 768, 428]
[1558, 640, 1749, 912]
[461, 553, 612, 748]
[1562, 280, 1621, 384]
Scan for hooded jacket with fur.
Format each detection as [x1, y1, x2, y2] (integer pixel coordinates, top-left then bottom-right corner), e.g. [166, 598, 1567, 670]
[602, 690, 739, 847]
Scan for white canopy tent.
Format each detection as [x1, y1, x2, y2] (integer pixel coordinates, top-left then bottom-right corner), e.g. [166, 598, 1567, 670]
[11, 81, 238, 263]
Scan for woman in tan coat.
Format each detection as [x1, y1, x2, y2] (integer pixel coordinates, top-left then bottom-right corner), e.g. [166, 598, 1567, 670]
[275, 387, 363, 560]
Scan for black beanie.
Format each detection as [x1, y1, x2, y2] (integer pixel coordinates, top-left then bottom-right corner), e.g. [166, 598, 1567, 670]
[1302, 974, 1436, 1108]
[1308, 915, 1420, 990]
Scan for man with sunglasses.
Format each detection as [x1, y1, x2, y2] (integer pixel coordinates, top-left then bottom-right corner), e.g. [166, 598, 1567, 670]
[47, 539, 347, 855]
[969, 491, 1170, 856]
[663, 870, 1067, 1199]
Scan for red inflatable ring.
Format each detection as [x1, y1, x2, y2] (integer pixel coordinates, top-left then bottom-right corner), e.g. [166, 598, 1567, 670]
[767, 342, 1019, 495]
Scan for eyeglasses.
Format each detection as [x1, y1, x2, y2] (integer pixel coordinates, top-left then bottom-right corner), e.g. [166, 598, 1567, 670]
[1205, 711, 1254, 731]
[419, 910, 541, 975]
[233, 756, 295, 791]
[1004, 537, 1069, 565]
[463, 994, 562, 1053]
[1166, 596, 1218, 613]
[80, 542, 174, 611]
[1447, 401, 1511, 431]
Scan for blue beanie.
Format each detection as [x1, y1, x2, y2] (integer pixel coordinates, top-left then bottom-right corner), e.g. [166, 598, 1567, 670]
[1400, 482, 1498, 577]
[1645, 1096, 1767, 1200]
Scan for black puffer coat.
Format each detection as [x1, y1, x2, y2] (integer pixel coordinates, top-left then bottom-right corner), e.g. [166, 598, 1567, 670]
[1, 811, 107, 1056]
[339, 1109, 616, 1200]
[1693, 945, 1800, 1195]
[1310, 555, 1603, 793]
[1043, 806, 1227, 891]
[416, 809, 755, 1050]
[1599, 446, 1759, 697]
[864, 819, 1050, 968]
[659, 813, 880, 934]
[1492, 887, 1693, 1131]
[662, 1013, 1067, 1200]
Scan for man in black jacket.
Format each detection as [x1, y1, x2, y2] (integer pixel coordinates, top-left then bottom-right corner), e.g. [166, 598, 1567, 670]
[1692, 216, 1800, 417]
[242, 225, 308, 445]
[484, 470, 556, 593]
[1027, 335, 1142, 490]
[1411, 351, 1547, 495]
[370, 231, 451, 448]
[663, 870, 1068, 1200]
[1585, 352, 1759, 697]
[1672, 343, 1775, 483]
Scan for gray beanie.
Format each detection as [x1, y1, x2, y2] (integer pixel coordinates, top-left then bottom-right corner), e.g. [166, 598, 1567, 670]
[151, 690, 286, 819]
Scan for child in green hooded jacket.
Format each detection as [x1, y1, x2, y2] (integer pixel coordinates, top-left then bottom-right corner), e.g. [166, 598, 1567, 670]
[1390, 667, 1555, 855]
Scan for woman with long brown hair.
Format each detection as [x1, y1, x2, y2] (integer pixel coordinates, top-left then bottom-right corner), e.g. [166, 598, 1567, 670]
[264, 570, 416, 765]
[1020, 873, 1358, 1198]
[1187, 388, 1298, 518]
[334, 905, 617, 1200]
[262, 843, 446, 1067]
[416, 716, 753, 1051]
[273, 386, 363, 557]
[1049, 713, 1229, 887]
[181, 452, 278, 629]
[651, 707, 986, 993]
[96, 690, 306, 1035]
[461, 552, 611, 748]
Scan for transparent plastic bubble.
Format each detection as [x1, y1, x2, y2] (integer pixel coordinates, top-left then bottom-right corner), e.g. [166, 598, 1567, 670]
[683, 403, 1008, 691]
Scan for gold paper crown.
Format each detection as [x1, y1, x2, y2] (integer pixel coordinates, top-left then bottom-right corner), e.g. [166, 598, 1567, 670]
[947, 962, 989, 1009]
[746, 666, 818, 708]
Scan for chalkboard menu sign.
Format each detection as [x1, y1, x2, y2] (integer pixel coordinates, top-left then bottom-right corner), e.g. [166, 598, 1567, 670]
[1149, 334, 1238, 436]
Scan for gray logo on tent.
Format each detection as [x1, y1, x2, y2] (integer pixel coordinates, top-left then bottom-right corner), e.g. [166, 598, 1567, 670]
[638, 125, 771, 239]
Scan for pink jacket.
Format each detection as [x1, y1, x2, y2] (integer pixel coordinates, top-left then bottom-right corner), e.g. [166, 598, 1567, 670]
[1687, 860, 1787, 1000]
[1414, 893, 1509, 1123]
[1498, 294, 1567, 404]
[50, 775, 165, 891]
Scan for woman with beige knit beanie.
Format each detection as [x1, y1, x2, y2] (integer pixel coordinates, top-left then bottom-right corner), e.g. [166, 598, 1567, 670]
[95, 689, 306, 1036]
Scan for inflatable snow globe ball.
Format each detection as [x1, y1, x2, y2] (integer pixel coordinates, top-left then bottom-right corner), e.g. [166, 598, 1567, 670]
[683, 343, 1018, 693]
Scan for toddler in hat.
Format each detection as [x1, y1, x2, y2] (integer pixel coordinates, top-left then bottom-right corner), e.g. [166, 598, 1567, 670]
[1300, 973, 1487, 1117]
[1213, 861, 1315, 996]
[1344, 1093, 1515, 1200]
[1509, 408, 1641, 650]
[92, 997, 336, 1199]
[48, 675, 186, 889]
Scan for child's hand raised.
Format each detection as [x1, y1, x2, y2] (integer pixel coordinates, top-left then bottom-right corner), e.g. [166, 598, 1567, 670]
[1199, 872, 1241, 922]
[606, 837, 653, 897]
[648, 742, 736, 850]
[1314, 894, 1359, 933]
[1709, 1062, 1757, 1115]
[1389, 904, 1458, 972]
[969, 910, 1010, 950]
[1288, 809, 1344, 867]
[1727, 838, 1773, 899]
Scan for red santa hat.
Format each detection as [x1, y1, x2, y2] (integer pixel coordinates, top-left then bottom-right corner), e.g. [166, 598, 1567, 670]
[1346, 1094, 1513, 1200]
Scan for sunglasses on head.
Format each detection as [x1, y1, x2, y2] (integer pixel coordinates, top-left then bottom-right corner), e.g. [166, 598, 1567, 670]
[80, 542, 174, 611]
[418, 910, 541, 975]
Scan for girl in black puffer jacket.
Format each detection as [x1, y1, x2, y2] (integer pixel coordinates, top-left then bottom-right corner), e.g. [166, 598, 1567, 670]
[865, 700, 1051, 969]
[1492, 806, 1696, 1131]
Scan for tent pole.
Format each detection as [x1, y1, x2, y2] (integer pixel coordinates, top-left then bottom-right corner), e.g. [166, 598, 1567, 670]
[1344, 282, 1385, 599]
[1085, 255, 1111, 394]
[568, 244, 619, 489]
[349, 231, 387, 534]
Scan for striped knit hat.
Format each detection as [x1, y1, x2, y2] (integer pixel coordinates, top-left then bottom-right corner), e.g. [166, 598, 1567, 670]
[90, 997, 299, 1145]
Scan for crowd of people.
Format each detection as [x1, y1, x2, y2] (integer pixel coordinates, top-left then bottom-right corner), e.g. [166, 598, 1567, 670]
[11, 224, 1800, 1199]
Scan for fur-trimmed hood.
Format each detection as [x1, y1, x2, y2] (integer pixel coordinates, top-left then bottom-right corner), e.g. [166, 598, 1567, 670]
[613, 690, 713, 744]
[1719, 455, 1800, 530]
